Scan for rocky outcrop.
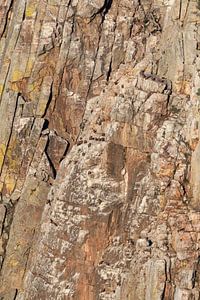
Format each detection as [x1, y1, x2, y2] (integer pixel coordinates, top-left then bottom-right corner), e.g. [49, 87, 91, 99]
[0, 0, 200, 299]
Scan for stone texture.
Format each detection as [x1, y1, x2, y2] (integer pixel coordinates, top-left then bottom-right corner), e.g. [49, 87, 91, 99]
[0, 0, 200, 299]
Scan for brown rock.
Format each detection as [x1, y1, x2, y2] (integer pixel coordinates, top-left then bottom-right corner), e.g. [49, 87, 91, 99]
[0, 0, 200, 299]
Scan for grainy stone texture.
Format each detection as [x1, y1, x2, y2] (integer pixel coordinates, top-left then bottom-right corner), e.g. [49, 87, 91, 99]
[0, 0, 200, 299]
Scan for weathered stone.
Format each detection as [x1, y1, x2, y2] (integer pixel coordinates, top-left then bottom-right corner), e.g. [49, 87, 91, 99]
[191, 141, 200, 210]
[0, 0, 200, 299]
[145, 260, 166, 300]
[46, 131, 69, 172]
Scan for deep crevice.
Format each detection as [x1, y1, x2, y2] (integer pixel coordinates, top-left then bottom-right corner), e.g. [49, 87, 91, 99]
[59, 141, 70, 164]
[90, 0, 113, 24]
[160, 261, 168, 300]
[44, 138, 57, 179]
[43, 82, 53, 117]
[0, 0, 14, 38]
[22, 1, 27, 22]
[106, 58, 112, 82]
[42, 119, 49, 131]
[13, 289, 18, 300]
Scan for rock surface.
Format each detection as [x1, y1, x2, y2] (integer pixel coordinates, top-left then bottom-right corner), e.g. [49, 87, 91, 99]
[0, 0, 200, 299]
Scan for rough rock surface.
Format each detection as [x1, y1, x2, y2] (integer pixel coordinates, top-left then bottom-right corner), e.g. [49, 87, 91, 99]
[0, 0, 200, 299]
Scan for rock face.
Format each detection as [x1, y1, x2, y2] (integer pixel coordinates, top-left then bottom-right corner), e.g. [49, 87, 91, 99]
[0, 0, 200, 299]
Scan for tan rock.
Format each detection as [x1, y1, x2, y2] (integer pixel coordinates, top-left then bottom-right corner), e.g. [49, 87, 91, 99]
[0, 0, 200, 299]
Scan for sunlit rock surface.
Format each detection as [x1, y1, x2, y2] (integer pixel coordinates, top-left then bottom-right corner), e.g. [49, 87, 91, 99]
[0, 0, 200, 299]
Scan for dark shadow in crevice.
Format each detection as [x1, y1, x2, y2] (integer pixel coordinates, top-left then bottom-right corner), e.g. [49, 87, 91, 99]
[90, 0, 113, 23]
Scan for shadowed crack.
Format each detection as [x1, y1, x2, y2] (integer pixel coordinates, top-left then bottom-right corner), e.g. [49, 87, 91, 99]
[90, 0, 113, 23]
[0, 0, 14, 38]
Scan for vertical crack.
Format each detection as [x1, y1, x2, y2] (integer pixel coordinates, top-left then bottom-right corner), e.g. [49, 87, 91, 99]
[43, 82, 53, 117]
[22, 1, 27, 22]
[13, 289, 18, 300]
[0, 93, 19, 173]
[179, 0, 182, 20]
[79, 0, 117, 139]
[51, 13, 75, 114]
[86, 29, 103, 98]
[106, 58, 112, 82]
[0, 201, 17, 271]
[0, 0, 14, 38]
[181, 32, 185, 92]
[44, 136, 57, 179]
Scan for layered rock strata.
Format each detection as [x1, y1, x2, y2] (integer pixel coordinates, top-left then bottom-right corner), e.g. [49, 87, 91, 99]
[0, 0, 200, 299]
